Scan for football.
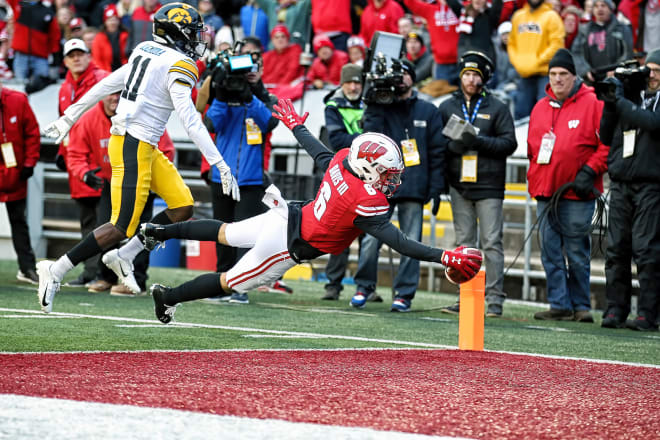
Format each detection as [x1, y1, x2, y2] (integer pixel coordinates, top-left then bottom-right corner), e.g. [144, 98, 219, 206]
[445, 247, 483, 284]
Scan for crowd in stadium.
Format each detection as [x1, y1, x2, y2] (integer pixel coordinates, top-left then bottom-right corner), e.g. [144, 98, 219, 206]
[0, 0, 658, 331]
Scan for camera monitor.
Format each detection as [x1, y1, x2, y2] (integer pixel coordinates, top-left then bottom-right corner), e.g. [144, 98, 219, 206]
[368, 31, 405, 73]
[228, 54, 256, 73]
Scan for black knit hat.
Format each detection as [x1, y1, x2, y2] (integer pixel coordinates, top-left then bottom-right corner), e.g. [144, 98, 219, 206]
[459, 51, 494, 83]
[646, 49, 660, 66]
[400, 59, 416, 82]
[548, 48, 576, 75]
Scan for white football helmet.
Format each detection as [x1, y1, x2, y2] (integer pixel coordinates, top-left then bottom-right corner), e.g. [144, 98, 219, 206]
[347, 132, 404, 197]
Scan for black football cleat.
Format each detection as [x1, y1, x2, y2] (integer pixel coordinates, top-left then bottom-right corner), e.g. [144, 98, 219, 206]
[150, 283, 177, 324]
[139, 223, 166, 251]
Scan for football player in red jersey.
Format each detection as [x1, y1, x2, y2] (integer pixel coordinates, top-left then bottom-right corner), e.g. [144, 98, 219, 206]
[142, 99, 483, 324]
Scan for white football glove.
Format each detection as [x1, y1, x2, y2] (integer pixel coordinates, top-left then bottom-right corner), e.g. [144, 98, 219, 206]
[215, 160, 240, 201]
[44, 115, 75, 144]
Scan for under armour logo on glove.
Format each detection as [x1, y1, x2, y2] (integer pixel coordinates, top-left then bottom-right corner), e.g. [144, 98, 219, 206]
[273, 98, 309, 131]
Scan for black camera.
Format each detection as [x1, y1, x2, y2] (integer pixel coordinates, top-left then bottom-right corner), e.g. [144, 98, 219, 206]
[594, 59, 650, 102]
[362, 31, 405, 105]
[209, 43, 258, 105]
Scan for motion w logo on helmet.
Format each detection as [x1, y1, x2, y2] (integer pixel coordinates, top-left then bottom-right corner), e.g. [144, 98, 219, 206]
[167, 7, 193, 24]
[356, 141, 387, 163]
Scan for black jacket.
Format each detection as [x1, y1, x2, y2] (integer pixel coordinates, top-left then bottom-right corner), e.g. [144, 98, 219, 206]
[438, 89, 516, 199]
[362, 91, 447, 203]
[600, 91, 660, 183]
[322, 88, 364, 151]
[572, 16, 633, 79]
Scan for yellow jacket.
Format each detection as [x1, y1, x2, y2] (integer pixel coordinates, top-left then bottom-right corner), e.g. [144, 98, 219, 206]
[508, 3, 565, 78]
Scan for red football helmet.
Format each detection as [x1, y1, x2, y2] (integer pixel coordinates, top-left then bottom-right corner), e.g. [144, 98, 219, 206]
[347, 132, 404, 197]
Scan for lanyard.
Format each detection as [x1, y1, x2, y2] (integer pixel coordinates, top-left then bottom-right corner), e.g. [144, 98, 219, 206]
[461, 97, 483, 124]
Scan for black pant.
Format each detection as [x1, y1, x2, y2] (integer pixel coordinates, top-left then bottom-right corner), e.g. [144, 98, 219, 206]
[210, 183, 267, 273]
[605, 181, 660, 323]
[5, 198, 36, 273]
[325, 248, 350, 291]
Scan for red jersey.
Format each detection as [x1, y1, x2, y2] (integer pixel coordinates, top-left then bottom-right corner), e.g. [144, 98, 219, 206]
[301, 149, 390, 254]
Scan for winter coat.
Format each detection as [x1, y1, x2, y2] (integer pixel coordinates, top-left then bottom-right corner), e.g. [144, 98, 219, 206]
[447, 0, 503, 63]
[206, 96, 273, 187]
[10, 0, 60, 59]
[527, 82, 609, 199]
[508, 2, 565, 78]
[262, 45, 305, 87]
[0, 88, 40, 203]
[91, 30, 130, 72]
[407, 46, 434, 84]
[255, 0, 311, 48]
[362, 91, 447, 202]
[404, 0, 460, 65]
[360, 0, 405, 46]
[307, 50, 349, 86]
[323, 88, 365, 151]
[438, 89, 516, 199]
[312, 0, 352, 35]
[572, 17, 634, 78]
[601, 90, 660, 183]
[126, 4, 162, 55]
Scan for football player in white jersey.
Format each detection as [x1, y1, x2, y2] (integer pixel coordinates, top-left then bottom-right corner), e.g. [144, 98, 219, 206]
[37, 3, 238, 312]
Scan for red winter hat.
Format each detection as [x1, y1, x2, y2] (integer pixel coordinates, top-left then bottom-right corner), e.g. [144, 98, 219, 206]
[69, 17, 85, 30]
[103, 4, 119, 23]
[313, 34, 334, 53]
[270, 24, 290, 39]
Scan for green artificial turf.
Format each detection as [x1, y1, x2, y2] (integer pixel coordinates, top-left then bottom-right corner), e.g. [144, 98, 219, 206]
[1, 260, 658, 364]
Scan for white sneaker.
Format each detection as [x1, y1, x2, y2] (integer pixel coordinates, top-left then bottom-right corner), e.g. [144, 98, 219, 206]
[102, 249, 141, 294]
[36, 260, 60, 313]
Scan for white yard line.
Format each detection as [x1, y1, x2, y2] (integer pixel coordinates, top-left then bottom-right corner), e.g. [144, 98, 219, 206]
[1, 307, 659, 369]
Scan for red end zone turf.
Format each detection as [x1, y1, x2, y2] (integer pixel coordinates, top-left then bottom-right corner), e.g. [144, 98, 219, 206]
[2, 349, 659, 439]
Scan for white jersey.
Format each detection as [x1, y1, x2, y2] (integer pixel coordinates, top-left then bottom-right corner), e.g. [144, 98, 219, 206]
[62, 41, 224, 166]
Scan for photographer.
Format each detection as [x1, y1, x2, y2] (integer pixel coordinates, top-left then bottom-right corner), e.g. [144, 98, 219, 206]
[204, 38, 278, 303]
[350, 59, 446, 312]
[599, 50, 660, 332]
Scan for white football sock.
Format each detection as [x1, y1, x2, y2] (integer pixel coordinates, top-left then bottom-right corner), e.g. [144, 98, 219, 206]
[50, 255, 74, 282]
[117, 235, 145, 261]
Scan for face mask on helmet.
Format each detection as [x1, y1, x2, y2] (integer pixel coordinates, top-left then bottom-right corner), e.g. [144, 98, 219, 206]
[348, 133, 404, 198]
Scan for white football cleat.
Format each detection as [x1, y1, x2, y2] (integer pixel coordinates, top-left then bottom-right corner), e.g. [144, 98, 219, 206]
[102, 249, 141, 294]
[36, 260, 60, 313]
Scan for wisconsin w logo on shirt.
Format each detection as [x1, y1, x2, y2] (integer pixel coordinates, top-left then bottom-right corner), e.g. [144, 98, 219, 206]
[568, 120, 580, 129]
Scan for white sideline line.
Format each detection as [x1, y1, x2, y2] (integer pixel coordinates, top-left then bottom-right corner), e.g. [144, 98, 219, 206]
[1, 307, 659, 369]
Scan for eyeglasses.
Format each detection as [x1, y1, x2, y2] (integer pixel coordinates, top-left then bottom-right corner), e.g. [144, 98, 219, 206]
[648, 67, 660, 75]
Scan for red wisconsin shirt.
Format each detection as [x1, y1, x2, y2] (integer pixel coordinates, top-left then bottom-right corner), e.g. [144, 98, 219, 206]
[301, 149, 390, 254]
[360, 0, 405, 46]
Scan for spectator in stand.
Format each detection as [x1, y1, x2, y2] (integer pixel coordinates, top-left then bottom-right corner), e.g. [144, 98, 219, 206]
[126, 0, 161, 55]
[527, 49, 608, 323]
[405, 31, 433, 85]
[56, 38, 108, 288]
[360, 0, 405, 46]
[582, 0, 594, 21]
[240, 0, 270, 49]
[312, 0, 352, 51]
[346, 35, 366, 66]
[198, 0, 224, 33]
[351, 60, 447, 312]
[0, 82, 41, 285]
[398, 14, 414, 37]
[599, 49, 660, 331]
[508, 0, 565, 120]
[307, 34, 349, 89]
[214, 24, 233, 52]
[11, 0, 61, 82]
[56, 5, 74, 42]
[255, 0, 312, 49]
[320, 63, 366, 301]
[404, 0, 460, 84]
[261, 24, 305, 100]
[67, 91, 175, 295]
[438, 51, 516, 318]
[448, 0, 502, 64]
[91, 4, 129, 72]
[69, 17, 86, 40]
[561, 5, 582, 49]
[0, 2, 12, 79]
[493, 21, 518, 100]
[573, 0, 633, 84]
[116, 0, 140, 29]
[81, 26, 98, 50]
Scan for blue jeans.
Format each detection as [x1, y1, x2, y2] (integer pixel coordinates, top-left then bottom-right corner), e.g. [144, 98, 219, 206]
[354, 201, 423, 300]
[537, 199, 595, 312]
[514, 75, 548, 120]
[433, 63, 459, 85]
[12, 52, 50, 81]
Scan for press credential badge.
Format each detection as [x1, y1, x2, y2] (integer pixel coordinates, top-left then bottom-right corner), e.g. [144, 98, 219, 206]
[537, 131, 556, 164]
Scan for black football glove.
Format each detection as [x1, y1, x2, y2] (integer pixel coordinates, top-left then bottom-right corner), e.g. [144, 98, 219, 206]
[573, 165, 597, 199]
[19, 166, 34, 180]
[83, 166, 103, 190]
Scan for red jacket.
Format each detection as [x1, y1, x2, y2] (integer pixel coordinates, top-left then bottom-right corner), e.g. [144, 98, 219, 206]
[312, 0, 353, 35]
[307, 50, 349, 85]
[58, 64, 109, 198]
[10, 0, 61, 58]
[262, 44, 304, 87]
[527, 83, 609, 200]
[91, 31, 129, 72]
[404, 0, 460, 64]
[0, 88, 40, 202]
[618, 0, 644, 49]
[360, 0, 405, 46]
[67, 101, 175, 199]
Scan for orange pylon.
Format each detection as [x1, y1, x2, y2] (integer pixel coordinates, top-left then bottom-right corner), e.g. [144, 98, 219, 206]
[458, 270, 486, 351]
